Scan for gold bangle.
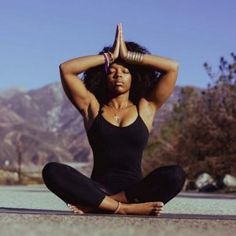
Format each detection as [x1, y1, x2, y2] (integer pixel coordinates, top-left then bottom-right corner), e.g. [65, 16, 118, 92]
[126, 51, 144, 64]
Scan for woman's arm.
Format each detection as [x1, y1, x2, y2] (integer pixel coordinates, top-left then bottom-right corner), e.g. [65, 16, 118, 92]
[59, 55, 105, 114]
[142, 54, 179, 111]
[119, 23, 179, 111]
[59, 24, 120, 116]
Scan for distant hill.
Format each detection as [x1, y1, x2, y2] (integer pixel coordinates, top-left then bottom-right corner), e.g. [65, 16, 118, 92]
[0, 87, 27, 99]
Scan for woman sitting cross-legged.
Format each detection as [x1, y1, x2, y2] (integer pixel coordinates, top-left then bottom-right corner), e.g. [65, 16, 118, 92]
[42, 23, 186, 216]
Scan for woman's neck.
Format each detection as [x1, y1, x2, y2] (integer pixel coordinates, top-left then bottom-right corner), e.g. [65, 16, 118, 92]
[106, 94, 132, 109]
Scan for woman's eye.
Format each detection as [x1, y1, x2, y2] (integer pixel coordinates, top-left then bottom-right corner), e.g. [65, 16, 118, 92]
[108, 70, 115, 74]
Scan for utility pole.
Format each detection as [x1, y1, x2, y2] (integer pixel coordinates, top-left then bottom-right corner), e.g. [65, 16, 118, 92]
[16, 135, 22, 184]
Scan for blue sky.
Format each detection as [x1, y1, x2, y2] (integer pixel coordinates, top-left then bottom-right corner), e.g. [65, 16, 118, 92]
[0, 0, 235, 91]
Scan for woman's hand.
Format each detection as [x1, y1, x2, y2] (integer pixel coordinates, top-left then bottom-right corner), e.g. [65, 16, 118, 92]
[110, 23, 128, 60]
[119, 24, 128, 60]
[110, 24, 121, 60]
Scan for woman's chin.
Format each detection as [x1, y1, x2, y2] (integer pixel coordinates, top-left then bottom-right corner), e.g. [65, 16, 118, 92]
[114, 88, 127, 95]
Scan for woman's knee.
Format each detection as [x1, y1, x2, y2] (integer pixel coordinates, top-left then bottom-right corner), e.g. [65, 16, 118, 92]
[152, 165, 186, 191]
[169, 165, 186, 178]
[167, 165, 186, 191]
[42, 162, 60, 180]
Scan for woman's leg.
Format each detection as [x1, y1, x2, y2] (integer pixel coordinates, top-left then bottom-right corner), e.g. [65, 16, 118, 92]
[42, 162, 107, 208]
[42, 162, 165, 215]
[124, 165, 186, 204]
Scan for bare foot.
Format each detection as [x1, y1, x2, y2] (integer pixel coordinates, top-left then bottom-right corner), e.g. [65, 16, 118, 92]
[67, 201, 164, 216]
[117, 201, 164, 216]
[67, 203, 93, 214]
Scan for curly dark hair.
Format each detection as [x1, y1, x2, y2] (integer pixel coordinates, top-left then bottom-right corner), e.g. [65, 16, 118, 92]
[83, 41, 162, 105]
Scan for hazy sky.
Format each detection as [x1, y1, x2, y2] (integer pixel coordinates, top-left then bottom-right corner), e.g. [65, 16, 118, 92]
[0, 0, 235, 91]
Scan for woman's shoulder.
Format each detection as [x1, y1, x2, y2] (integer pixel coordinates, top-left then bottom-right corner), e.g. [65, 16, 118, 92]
[138, 96, 162, 113]
[82, 95, 101, 131]
[138, 97, 159, 132]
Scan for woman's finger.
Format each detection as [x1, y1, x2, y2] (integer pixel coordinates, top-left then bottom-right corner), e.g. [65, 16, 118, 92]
[119, 23, 128, 59]
[120, 23, 124, 41]
[114, 24, 119, 44]
[111, 24, 118, 49]
[111, 23, 121, 59]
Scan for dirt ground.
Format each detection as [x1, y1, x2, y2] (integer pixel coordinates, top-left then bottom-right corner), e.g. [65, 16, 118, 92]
[0, 213, 236, 236]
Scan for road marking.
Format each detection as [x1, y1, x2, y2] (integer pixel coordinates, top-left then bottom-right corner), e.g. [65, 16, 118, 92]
[178, 192, 236, 199]
[0, 207, 236, 220]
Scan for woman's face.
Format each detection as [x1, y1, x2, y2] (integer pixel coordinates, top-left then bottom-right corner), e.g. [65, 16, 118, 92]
[106, 63, 132, 95]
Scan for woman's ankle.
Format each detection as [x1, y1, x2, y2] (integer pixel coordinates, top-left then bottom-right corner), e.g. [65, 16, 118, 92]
[116, 202, 129, 214]
[114, 201, 121, 213]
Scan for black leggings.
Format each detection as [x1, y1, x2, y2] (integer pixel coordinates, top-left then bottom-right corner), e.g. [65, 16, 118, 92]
[42, 162, 186, 208]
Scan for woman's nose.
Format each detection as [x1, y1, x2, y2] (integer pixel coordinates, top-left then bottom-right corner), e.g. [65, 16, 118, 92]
[114, 70, 122, 78]
[114, 73, 122, 78]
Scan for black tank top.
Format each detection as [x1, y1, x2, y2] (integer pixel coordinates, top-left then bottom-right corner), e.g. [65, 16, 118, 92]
[87, 105, 149, 193]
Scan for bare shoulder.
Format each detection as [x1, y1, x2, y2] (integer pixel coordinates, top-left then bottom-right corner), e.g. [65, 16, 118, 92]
[138, 97, 161, 132]
[82, 92, 100, 131]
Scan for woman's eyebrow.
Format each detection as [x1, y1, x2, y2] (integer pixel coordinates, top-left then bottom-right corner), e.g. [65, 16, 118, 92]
[110, 65, 128, 70]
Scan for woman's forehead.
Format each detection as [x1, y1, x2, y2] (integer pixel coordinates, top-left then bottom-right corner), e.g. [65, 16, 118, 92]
[110, 63, 128, 69]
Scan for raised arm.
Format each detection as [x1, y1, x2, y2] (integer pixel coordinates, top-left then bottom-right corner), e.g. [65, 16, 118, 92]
[119, 23, 179, 111]
[59, 24, 120, 117]
[141, 54, 179, 110]
[59, 55, 105, 115]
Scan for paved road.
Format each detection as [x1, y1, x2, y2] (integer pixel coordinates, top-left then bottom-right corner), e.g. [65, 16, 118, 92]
[0, 185, 236, 236]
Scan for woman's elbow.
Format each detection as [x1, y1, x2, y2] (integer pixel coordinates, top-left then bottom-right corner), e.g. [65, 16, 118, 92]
[59, 63, 65, 71]
[170, 61, 179, 72]
[59, 63, 69, 75]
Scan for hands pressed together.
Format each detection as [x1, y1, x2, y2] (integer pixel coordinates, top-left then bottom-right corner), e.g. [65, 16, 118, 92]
[104, 23, 144, 67]
[111, 23, 128, 61]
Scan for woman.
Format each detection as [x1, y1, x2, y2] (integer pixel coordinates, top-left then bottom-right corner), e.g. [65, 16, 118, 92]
[42, 23, 186, 216]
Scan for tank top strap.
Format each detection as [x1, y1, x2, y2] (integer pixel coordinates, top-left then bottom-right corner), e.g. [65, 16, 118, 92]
[136, 104, 140, 116]
[98, 104, 104, 114]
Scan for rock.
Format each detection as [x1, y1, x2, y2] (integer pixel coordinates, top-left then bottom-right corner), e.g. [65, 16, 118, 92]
[185, 179, 197, 190]
[195, 172, 218, 192]
[199, 184, 218, 192]
[223, 174, 236, 187]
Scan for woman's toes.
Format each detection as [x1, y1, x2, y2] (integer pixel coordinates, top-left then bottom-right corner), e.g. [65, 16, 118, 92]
[75, 210, 84, 214]
[157, 202, 164, 207]
[72, 208, 84, 214]
[151, 202, 164, 208]
[154, 209, 161, 216]
[67, 204, 84, 214]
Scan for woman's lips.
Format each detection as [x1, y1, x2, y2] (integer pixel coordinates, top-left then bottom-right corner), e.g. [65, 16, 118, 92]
[114, 81, 124, 86]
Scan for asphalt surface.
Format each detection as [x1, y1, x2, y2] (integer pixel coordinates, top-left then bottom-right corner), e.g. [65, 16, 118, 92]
[0, 185, 236, 236]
